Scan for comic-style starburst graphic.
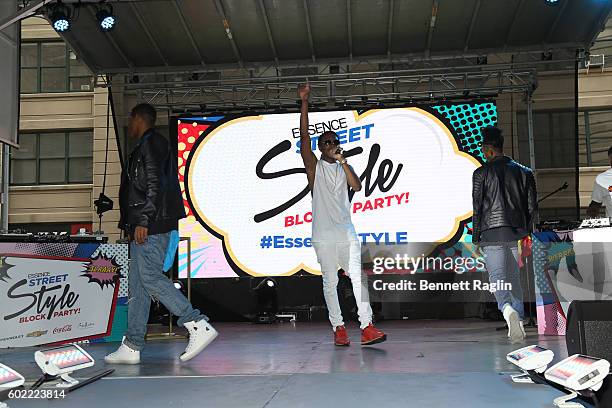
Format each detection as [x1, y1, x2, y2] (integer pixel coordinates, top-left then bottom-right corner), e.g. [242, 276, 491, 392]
[0, 257, 14, 282]
[82, 253, 122, 289]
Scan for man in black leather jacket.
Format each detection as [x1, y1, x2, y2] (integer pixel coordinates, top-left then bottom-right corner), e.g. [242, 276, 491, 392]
[472, 126, 537, 343]
[105, 103, 217, 365]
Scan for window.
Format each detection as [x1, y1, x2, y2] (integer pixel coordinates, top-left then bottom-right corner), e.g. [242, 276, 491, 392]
[20, 42, 94, 93]
[580, 110, 612, 167]
[517, 108, 612, 168]
[517, 110, 577, 169]
[11, 131, 93, 185]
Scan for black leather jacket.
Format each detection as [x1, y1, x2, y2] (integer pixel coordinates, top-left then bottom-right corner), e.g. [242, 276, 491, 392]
[118, 129, 186, 232]
[472, 156, 538, 243]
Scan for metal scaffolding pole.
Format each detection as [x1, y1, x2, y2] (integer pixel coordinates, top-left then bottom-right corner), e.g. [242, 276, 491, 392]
[526, 91, 536, 172]
[1, 144, 9, 231]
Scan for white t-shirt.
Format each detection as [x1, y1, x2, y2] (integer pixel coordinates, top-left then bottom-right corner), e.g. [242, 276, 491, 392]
[311, 160, 358, 243]
[591, 168, 612, 217]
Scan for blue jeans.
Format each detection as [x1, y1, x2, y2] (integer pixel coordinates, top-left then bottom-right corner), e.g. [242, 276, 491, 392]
[125, 232, 206, 351]
[481, 243, 525, 319]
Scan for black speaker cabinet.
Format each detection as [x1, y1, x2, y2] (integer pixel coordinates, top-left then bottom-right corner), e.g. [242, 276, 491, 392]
[566, 300, 612, 362]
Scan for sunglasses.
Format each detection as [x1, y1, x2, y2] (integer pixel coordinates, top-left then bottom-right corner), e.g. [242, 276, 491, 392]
[321, 139, 340, 146]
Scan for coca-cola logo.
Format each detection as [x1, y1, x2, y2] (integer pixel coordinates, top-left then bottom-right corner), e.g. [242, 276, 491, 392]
[52, 324, 72, 334]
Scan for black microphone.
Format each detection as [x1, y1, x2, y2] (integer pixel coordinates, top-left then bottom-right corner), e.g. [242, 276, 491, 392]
[339, 146, 363, 158]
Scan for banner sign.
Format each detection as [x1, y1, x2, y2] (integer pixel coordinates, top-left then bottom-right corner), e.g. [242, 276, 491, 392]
[533, 229, 612, 335]
[177, 103, 497, 278]
[0, 243, 127, 348]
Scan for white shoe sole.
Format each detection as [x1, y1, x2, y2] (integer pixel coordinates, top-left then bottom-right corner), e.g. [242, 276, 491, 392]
[506, 309, 524, 344]
[104, 357, 140, 365]
[180, 328, 218, 362]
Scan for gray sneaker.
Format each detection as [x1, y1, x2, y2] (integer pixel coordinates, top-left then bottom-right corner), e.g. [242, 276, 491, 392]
[503, 305, 525, 344]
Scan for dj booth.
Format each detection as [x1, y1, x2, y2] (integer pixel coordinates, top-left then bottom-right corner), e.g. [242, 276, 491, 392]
[533, 219, 612, 336]
[0, 233, 129, 348]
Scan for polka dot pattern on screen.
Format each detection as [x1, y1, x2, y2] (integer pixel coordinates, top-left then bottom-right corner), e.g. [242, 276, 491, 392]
[432, 102, 497, 162]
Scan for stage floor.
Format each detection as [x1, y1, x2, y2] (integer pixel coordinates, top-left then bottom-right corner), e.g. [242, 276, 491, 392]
[1, 320, 575, 408]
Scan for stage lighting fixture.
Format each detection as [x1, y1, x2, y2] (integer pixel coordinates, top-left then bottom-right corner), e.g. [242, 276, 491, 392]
[545, 0, 559, 4]
[51, 11, 69, 32]
[507, 345, 555, 383]
[94, 192, 113, 216]
[0, 363, 24, 390]
[253, 278, 278, 323]
[49, 2, 71, 33]
[545, 354, 610, 392]
[0, 363, 25, 408]
[173, 280, 184, 291]
[34, 344, 94, 388]
[96, 4, 116, 32]
[545, 355, 610, 408]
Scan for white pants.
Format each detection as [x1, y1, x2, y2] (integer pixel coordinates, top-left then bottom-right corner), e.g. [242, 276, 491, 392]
[313, 240, 373, 329]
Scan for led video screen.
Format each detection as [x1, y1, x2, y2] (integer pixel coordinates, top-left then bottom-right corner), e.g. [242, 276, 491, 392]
[177, 103, 496, 278]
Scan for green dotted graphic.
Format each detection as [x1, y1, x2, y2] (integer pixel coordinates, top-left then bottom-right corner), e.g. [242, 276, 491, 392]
[432, 102, 497, 242]
[432, 102, 497, 162]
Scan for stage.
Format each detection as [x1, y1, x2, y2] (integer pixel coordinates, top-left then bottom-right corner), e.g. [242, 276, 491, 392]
[1, 320, 573, 408]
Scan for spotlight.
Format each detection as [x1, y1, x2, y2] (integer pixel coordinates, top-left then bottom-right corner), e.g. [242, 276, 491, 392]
[96, 5, 116, 32]
[253, 278, 278, 324]
[255, 278, 276, 290]
[173, 281, 184, 291]
[48, 2, 72, 33]
[34, 344, 94, 388]
[545, 0, 559, 4]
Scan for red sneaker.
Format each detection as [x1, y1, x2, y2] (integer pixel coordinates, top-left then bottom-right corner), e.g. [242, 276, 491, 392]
[334, 325, 350, 346]
[361, 323, 387, 345]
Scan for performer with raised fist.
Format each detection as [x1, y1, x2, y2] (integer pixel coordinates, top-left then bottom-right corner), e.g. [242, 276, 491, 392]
[298, 84, 386, 346]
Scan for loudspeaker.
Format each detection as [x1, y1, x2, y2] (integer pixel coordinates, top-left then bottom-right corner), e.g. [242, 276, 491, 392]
[566, 300, 612, 362]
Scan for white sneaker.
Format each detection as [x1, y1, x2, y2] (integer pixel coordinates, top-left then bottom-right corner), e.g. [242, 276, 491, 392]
[104, 339, 140, 364]
[503, 304, 525, 344]
[507, 321, 527, 338]
[180, 320, 218, 362]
